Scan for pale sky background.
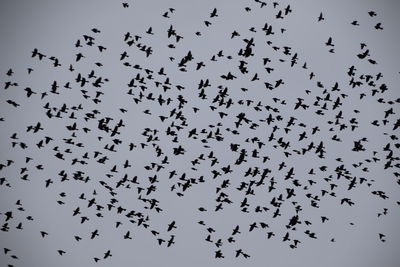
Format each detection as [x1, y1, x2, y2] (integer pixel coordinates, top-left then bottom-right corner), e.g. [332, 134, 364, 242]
[0, 1, 399, 266]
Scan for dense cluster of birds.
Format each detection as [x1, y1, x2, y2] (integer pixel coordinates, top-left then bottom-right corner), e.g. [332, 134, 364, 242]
[1, 1, 399, 265]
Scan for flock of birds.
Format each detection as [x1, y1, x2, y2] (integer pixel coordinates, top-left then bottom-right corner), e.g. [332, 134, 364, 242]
[1, 0, 399, 265]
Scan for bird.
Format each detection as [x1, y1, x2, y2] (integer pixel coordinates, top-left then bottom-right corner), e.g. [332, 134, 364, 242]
[103, 250, 112, 259]
[167, 220, 177, 232]
[210, 8, 218, 18]
[318, 12, 324, 21]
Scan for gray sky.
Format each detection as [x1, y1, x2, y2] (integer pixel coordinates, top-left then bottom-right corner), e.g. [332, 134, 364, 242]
[0, 0, 399, 266]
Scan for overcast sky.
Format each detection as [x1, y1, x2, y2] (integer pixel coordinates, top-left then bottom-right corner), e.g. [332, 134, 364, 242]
[0, 1, 399, 266]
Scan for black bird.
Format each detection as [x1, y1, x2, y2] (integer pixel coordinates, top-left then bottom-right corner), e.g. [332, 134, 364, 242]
[318, 12, 324, 21]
